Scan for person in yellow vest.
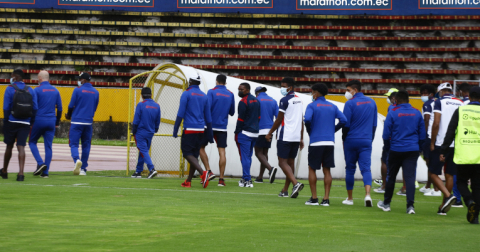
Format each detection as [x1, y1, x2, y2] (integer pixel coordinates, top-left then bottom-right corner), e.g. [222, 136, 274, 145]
[440, 86, 480, 224]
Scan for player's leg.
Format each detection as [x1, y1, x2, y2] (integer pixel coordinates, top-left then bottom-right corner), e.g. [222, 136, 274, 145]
[79, 125, 92, 172]
[15, 124, 30, 179]
[308, 166, 318, 202]
[255, 146, 267, 180]
[218, 147, 226, 178]
[134, 136, 145, 175]
[452, 175, 463, 206]
[2, 144, 13, 172]
[344, 140, 358, 201]
[42, 121, 56, 176]
[402, 151, 419, 210]
[383, 151, 402, 206]
[235, 133, 252, 185]
[456, 165, 472, 204]
[245, 137, 257, 185]
[17, 145, 26, 176]
[199, 145, 211, 171]
[322, 146, 335, 201]
[69, 124, 82, 174]
[358, 140, 372, 196]
[380, 160, 387, 190]
[28, 122, 46, 171]
[2, 122, 15, 175]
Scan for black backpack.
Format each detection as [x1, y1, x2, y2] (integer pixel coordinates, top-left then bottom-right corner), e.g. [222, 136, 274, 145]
[11, 84, 33, 119]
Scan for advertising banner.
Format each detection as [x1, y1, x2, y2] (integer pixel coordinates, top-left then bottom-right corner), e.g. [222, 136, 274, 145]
[1, 0, 480, 14]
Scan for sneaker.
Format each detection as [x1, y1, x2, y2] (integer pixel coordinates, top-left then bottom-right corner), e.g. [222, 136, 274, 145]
[396, 189, 407, 196]
[452, 201, 464, 208]
[238, 179, 245, 188]
[440, 195, 457, 214]
[218, 179, 225, 187]
[245, 180, 254, 188]
[415, 181, 419, 188]
[342, 198, 354, 205]
[424, 190, 442, 197]
[181, 180, 191, 188]
[73, 160, 82, 175]
[467, 201, 478, 224]
[472, 217, 479, 224]
[147, 169, 157, 179]
[40, 174, 49, 178]
[278, 191, 288, 197]
[290, 182, 304, 198]
[254, 178, 263, 183]
[374, 188, 385, 194]
[79, 170, 87, 176]
[377, 201, 391, 212]
[16, 174, 25, 181]
[0, 168, 7, 179]
[320, 199, 330, 206]
[208, 171, 216, 181]
[373, 179, 383, 187]
[419, 185, 431, 193]
[131, 172, 142, 178]
[437, 209, 447, 215]
[269, 167, 278, 184]
[33, 164, 47, 176]
[202, 171, 210, 188]
[407, 206, 415, 214]
[305, 197, 319, 206]
[364, 195, 373, 207]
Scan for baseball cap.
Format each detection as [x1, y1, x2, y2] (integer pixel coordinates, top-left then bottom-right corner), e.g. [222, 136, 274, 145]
[141, 87, 152, 95]
[470, 86, 480, 97]
[188, 73, 201, 84]
[75, 72, 91, 81]
[437, 82, 452, 92]
[384, 88, 399, 96]
[255, 86, 267, 93]
[12, 69, 24, 78]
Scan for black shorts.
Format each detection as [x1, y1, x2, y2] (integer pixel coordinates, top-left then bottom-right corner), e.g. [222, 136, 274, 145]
[202, 131, 227, 148]
[429, 146, 457, 176]
[422, 138, 431, 160]
[277, 140, 300, 159]
[181, 132, 204, 158]
[308, 145, 335, 170]
[255, 135, 272, 148]
[3, 122, 30, 146]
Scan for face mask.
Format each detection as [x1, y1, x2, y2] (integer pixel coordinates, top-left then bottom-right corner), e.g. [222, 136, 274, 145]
[10, 78, 14, 84]
[238, 91, 246, 98]
[421, 96, 429, 103]
[345, 91, 353, 100]
[77, 81, 83, 87]
[280, 87, 289, 97]
[387, 98, 392, 105]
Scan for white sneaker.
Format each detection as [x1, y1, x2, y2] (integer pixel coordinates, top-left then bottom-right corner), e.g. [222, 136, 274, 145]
[415, 181, 419, 188]
[396, 190, 407, 196]
[374, 188, 385, 194]
[79, 170, 87, 176]
[342, 198, 354, 205]
[419, 185, 430, 193]
[238, 179, 245, 187]
[364, 195, 373, 207]
[73, 160, 82, 175]
[424, 190, 442, 196]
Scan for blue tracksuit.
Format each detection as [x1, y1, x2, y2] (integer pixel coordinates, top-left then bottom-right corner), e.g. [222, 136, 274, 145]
[304, 96, 347, 144]
[235, 93, 260, 181]
[3, 81, 38, 125]
[176, 85, 212, 131]
[68, 83, 99, 171]
[207, 85, 235, 130]
[28, 82, 62, 175]
[342, 93, 378, 190]
[257, 92, 278, 133]
[383, 103, 426, 208]
[132, 99, 161, 173]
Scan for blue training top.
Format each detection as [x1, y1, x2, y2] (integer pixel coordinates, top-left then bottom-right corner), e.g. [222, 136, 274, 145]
[3, 81, 38, 125]
[207, 85, 235, 131]
[305, 96, 347, 144]
[343, 92, 378, 141]
[383, 103, 426, 152]
[176, 85, 212, 130]
[257, 92, 278, 133]
[235, 93, 260, 134]
[133, 99, 161, 135]
[68, 83, 99, 124]
[34, 81, 62, 121]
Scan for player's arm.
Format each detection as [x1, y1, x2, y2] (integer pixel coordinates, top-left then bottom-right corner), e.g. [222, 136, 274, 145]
[132, 104, 142, 136]
[173, 92, 188, 138]
[335, 106, 347, 132]
[234, 100, 247, 135]
[430, 100, 442, 151]
[30, 88, 38, 125]
[266, 111, 284, 142]
[155, 106, 161, 133]
[342, 102, 352, 141]
[300, 119, 304, 150]
[229, 94, 235, 116]
[304, 104, 313, 135]
[55, 91, 63, 127]
[382, 112, 393, 148]
[204, 98, 214, 143]
[3, 87, 12, 127]
[423, 103, 432, 133]
[372, 102, 378, 141]
[65, 89, 77, 120]
[94, 92, 99, 112]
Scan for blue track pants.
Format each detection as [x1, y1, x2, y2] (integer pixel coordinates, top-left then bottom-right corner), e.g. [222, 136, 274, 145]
[235, 132, 257, 181]
[28, 119, 56, 175]
[135, 133, 155, 173]
[69, 124, 92, 171]
[344, 138, 373, 190]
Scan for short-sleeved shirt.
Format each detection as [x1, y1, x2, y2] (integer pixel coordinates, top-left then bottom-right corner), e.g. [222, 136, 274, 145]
[433, 94, 464, 147]
[277, 91, 303, 142]
[422, 99, 435, 138]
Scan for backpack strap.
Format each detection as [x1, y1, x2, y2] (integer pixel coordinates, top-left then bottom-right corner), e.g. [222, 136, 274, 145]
[11, 84, 21, 91]
[23, 85, 29, 91]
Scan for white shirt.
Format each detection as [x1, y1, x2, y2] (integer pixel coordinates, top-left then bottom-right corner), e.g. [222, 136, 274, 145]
[277, 92, 303, 142]
[433, 95, 464, 147]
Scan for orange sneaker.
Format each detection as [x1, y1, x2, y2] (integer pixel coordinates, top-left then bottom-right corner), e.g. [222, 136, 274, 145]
[181, 180, 191, 188]
[202, 171, 210, 188]
[218, 179, 225, 187]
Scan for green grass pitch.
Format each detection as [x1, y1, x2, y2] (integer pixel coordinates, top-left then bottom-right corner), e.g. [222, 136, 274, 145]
[0, 171, 477, 251]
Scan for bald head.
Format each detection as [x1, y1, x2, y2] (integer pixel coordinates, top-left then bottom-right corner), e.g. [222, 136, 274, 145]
[38, 71, 49, 83]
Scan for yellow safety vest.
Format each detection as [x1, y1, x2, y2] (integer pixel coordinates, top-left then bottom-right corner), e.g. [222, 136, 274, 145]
[454, 105, 480, 164]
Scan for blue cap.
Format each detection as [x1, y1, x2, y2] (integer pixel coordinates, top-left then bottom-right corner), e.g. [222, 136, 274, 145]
[255, 86, 267, 93]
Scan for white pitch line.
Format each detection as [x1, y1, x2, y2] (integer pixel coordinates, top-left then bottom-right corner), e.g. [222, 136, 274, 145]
[0, 182, 442, 205]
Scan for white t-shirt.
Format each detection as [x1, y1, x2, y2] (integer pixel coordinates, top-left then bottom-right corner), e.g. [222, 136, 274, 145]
[277, 92, 303, 142]
[433, 95, 464, 147]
